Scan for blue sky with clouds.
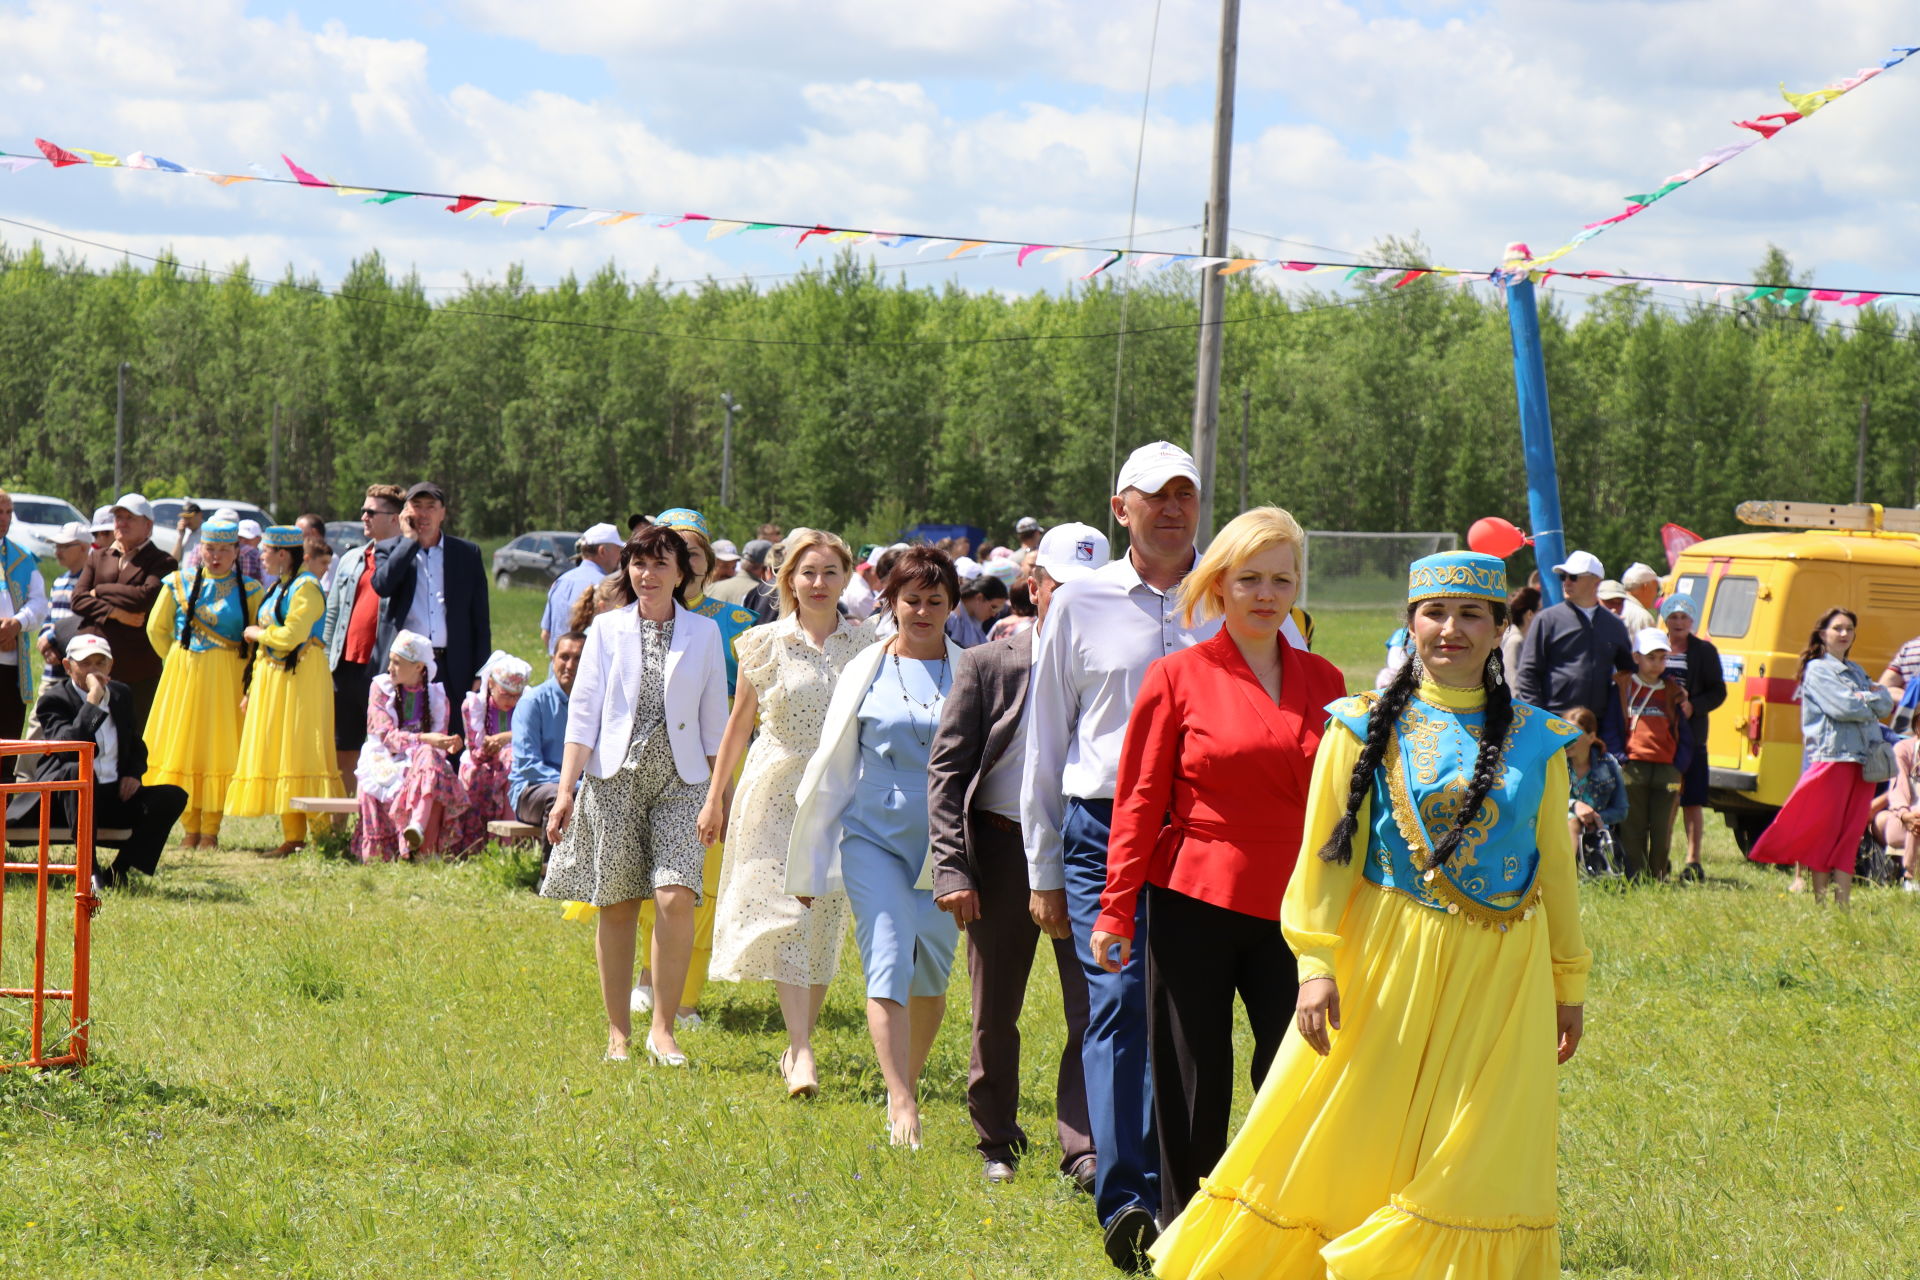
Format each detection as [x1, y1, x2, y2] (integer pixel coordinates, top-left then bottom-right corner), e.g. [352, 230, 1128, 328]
[1, 0, 1914, 313]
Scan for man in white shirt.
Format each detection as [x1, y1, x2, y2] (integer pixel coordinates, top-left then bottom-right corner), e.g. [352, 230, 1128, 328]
[371, 481, 491, 700]
[1019, 441, 1218, 1269]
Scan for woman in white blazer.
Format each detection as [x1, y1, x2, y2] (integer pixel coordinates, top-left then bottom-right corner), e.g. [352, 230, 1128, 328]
[788, 546, 965, 1148]
[540, 524, 729, 1066]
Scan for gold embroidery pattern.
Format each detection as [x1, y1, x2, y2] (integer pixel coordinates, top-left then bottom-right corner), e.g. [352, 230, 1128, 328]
[1385, 743, 1539, 929]
[1417, 779, 1499, 870]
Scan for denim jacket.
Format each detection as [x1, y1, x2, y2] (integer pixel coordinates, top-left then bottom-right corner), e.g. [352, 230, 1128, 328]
[1800, 656, 1894, 764]
[1569, 749, 1629, 826]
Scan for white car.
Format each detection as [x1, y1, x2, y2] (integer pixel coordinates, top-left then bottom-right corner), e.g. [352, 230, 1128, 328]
[5, 493, 88, 558]
[150, 498, 274, 555]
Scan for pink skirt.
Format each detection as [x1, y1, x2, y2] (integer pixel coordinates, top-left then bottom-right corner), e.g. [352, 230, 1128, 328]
[1749, 761, 1872, 873]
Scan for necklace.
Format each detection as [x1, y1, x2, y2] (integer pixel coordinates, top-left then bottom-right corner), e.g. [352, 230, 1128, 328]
[892, 648, 949, 749]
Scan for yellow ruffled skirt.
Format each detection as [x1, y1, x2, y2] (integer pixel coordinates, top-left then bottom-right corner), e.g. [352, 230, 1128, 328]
[226, 647, 342, 816]
[143, 646, 247, 816]
[1150, 879, 1562, 1279]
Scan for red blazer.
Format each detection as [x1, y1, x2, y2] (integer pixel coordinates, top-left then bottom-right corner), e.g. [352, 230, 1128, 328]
[1097, 628, 1347, 938]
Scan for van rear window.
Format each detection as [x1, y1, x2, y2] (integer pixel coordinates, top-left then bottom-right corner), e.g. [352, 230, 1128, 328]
[1707, 576, 1758, 639]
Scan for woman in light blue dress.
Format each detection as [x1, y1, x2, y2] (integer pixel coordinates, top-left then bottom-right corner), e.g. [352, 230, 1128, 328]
[789, 546, 965, 1148]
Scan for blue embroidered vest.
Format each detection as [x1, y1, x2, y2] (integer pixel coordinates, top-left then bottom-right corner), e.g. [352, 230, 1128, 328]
[260, 572, 325, 667]
[166, 569, 261, 653]
[690, 594, 757, 695]
[1326, 682, 1579, 929]
[3, 537, 38, 701]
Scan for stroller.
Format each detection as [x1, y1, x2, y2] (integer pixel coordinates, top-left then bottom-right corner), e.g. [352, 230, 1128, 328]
[1579, 822, 1622, 878]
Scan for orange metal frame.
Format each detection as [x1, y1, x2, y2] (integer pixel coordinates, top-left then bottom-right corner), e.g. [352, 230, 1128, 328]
[0, 739, 98, 1070]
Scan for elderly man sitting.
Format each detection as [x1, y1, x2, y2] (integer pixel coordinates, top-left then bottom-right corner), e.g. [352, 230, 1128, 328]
[6, 634, 188, 890]
[510, 630, 586, 864]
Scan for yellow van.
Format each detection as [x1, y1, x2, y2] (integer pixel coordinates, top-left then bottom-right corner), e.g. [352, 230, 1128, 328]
[1668, 503, 1920, 851]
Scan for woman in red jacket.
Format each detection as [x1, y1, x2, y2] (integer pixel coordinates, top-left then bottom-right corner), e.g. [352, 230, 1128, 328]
[1092, 505, 1348, 1224]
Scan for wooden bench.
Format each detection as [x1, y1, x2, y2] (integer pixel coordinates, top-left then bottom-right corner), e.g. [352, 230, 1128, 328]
[5, 826, 135, 847]
[289, 797, 359, 817]
[486, 820, 542, 846]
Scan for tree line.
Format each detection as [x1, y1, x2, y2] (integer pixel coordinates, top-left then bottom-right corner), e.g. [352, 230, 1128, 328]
[1, 237, 1914, 573]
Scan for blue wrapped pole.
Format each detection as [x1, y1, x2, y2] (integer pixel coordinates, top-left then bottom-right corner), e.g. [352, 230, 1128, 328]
[1503, 244, 1568, 605]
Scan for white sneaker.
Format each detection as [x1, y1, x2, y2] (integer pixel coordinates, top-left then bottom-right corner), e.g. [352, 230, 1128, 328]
[1903, 878, 1919, 894]
[675, 1012, 704, 1031]
[630, 985, 653, 1014]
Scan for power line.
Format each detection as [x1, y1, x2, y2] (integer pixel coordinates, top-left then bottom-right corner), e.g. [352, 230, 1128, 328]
[0, 212, 1413, 348]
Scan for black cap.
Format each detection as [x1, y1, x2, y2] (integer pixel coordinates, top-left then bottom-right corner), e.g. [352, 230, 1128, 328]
[405, 481, 447, 504]
[182, 500, 203, 515]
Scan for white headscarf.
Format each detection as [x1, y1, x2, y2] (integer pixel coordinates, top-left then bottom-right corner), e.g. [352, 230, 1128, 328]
[390, 629, 437, 681]
[477, 649, 533, 696]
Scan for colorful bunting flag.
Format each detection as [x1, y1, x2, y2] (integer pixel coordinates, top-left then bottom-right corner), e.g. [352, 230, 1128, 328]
[1527, 44, 1916, 270]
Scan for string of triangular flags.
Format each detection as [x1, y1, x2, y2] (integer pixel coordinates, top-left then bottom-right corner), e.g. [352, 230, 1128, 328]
[1, 138, 1910, 308]
[1524, 44, 1918, 270]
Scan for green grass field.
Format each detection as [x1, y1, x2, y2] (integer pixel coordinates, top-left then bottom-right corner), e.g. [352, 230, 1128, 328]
[3, 595, 1917, 1277]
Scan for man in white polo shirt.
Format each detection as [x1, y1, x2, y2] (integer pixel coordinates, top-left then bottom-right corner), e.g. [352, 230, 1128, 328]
[1022, 441, 1300, 1270]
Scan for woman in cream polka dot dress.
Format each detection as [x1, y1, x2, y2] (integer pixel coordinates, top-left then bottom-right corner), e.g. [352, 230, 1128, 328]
[700, 529, 871, 1098]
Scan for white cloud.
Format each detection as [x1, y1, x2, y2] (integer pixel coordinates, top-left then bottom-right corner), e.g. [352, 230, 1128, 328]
[0, 0, 1910, 311]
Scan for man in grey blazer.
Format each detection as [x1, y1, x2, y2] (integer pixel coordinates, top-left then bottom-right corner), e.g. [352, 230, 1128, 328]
[930, 523, 1110, 1190]
[322, 485, 405, 790]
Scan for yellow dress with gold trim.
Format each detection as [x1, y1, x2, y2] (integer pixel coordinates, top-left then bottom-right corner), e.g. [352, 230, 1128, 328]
[226, 573, 342, 822]
[1149, 678, 1589, 1279]
[143, 567, 263, 831]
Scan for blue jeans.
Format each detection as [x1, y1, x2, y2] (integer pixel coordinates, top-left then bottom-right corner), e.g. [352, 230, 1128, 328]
[1062, 797, 1158, 1227]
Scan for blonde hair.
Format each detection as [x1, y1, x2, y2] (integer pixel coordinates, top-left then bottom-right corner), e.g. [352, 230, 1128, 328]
[776, 529, 854, 617]
[1177, 506, 1306, 627]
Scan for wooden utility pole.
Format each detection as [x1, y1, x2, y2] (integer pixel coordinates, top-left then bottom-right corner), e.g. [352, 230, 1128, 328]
[1856, 396, 1871, 503]
[1189, 0, 1241, 545]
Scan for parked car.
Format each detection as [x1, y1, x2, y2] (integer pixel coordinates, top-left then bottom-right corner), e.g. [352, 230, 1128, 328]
[151, 498, 274, 555]
[324, 520, 370, 555]
[492, 531, 582, 590]
[5, 493, 88, 557]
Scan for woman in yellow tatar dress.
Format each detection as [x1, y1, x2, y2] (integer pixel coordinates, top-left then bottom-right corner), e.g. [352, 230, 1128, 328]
[1150, 551, 1590, 1280]
[144, 520, 264, 848]
[226, 526, 341, 857]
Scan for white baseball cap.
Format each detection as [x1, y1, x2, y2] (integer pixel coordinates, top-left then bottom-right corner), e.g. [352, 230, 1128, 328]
[581, 522, 623, 549]
[212, 507, 241, 523]
[1015, 516, 1041, 534]
[237, 519, 263, 540]
[1035, 521, 1112, 584]
[1115, 441, 1201, 497]
[1597, 579, 1628, 602]
[66, 634, 113, 663]
[1622, 562, 1660, 588]
[110, 493, 153, 520]
[89, 506, 114, 533]
[712, 539, 741, 562]
[953, 555, 982, 581]
[1551, 549, 1604, 579]
[55, 521, 89, 546]
[1634, 628, 1671, 656]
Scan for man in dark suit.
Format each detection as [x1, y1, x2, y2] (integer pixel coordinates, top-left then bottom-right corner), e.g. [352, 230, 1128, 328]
[7, 634, 186, 888]
[370, 481, 491, 700]
[929, 528, 1106, 1191]
[68, 493, 177, 737]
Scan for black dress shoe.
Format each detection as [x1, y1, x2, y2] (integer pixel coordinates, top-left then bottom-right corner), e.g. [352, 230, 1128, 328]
[1680, 862, 1705, 883]
[1102, 1204, 1159, 1273]
[984, 1159, 1016, 1185]
[1068, 1155, 1097, 1196]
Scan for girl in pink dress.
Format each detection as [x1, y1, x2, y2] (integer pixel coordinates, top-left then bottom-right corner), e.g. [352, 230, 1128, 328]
[353, 630, 471, 861]
[453, 651, 531, 853]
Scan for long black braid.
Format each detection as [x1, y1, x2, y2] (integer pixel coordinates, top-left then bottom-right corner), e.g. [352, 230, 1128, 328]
[177, 565, 206, 650]
[272, 546, 309, 674]
[1318, 657, 1419, 865]
[1319, 603, 1513, 868]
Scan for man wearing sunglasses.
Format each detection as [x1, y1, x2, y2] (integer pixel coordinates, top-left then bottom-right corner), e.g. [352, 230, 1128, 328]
[1514, 548, 1635, 755]
[323, 484, 406, 792]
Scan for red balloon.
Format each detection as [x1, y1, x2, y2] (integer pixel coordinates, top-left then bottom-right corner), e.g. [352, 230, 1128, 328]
[1467, 517, 1531, 558]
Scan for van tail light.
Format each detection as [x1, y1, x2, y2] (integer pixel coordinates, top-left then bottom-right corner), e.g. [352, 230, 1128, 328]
[1744, 698, 1765, 749]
